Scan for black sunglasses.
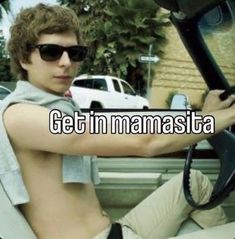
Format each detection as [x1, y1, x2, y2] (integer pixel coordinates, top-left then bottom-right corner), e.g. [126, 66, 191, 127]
[28, 44, 88, 62]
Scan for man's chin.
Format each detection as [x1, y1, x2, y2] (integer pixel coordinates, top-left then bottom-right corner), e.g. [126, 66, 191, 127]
[47, 88, 67, 96]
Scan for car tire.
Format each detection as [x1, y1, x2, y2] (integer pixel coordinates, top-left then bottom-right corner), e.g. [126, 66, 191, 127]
[90, 102, 103, 109]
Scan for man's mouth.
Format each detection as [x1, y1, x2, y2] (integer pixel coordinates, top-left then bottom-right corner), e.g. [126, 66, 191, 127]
[54, 75, 72, 81]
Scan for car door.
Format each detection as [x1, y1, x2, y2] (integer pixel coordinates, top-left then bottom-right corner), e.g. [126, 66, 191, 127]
[119, 80, 137, 108]
[109, 78, 130, 108]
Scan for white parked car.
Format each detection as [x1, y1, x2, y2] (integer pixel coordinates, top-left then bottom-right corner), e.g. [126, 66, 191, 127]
[68, 75, 150, 109]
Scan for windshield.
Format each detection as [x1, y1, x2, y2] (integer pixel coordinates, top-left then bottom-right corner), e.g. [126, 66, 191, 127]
[198, 0, 235, 86]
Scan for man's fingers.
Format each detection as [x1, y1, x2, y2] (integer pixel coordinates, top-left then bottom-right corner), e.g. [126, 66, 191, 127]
[210, 90, 224, 96]
[202, 90, 235, 113]
[220, 95, 235, 108]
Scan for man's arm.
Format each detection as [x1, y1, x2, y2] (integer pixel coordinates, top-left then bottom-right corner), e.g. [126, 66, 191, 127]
[4, 103, 145, 156]
[3, 91, 235, 157]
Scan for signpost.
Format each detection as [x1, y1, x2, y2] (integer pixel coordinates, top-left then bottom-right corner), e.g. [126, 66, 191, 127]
[139, 44, 159, 99]
[139, 55, 159, 63]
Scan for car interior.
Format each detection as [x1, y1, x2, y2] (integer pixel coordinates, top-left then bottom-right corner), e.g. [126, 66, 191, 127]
[155, 0, 235, 210]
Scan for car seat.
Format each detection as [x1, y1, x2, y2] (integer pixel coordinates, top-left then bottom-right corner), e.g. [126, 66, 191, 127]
[1, 179, 234, 238]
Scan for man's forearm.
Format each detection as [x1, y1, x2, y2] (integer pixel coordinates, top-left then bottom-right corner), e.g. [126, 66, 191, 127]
[143, 108, 235, 157]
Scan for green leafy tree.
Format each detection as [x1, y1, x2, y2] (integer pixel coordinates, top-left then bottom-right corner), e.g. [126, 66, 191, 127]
[0, 58, 14, 82]
[0, 30, 14, 82]
[0, 0, 11, 20]
[0, 0, 15, 82]
[0, 29, 7, 57]
[57, 0, 169, 92]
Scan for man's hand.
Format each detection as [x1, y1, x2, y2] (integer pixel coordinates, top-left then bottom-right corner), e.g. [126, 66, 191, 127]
[202, 90, 235, 113]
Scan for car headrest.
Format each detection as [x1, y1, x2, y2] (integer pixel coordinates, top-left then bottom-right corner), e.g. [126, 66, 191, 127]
[155, 0, 225, 18]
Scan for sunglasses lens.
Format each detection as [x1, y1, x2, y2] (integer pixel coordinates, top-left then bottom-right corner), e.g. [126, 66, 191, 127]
[39, 45, 63, 61]
[68, 46, 88, 61]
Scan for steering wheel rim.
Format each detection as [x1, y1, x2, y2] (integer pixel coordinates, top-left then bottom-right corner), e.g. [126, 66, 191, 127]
[183, 87, 235, 210]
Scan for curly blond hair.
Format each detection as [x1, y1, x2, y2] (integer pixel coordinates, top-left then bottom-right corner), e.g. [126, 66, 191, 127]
[7, 3, 82, 80]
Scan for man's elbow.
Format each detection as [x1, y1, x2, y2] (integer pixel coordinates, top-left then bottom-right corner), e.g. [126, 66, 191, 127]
[137, 135, 169, 157]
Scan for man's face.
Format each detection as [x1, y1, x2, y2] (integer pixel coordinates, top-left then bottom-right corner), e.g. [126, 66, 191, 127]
[21, 32, 80, 95]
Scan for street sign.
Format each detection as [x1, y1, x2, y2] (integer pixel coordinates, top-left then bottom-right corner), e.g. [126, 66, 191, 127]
[139, 55, 159, 63]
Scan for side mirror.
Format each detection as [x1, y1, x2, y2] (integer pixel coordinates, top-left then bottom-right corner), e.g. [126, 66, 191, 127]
[170, 94, 191, 110]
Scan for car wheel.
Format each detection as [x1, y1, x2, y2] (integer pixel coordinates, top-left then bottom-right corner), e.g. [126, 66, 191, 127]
[90, 102, 103, 109]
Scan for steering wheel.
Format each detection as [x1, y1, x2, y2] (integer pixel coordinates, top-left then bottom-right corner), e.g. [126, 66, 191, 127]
[183, 87, 235, 209]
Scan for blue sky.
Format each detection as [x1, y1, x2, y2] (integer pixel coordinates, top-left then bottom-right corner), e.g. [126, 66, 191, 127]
[0, 0, 58, 39]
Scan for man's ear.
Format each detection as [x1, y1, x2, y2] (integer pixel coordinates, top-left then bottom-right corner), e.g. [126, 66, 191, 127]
[20, 60, 29, 70]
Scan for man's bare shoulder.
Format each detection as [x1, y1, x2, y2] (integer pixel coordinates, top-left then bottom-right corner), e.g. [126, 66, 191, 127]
[3, 103, 104, 156]
[4, 102, 48, 116]
[4, 103, 49, 134]
[3, 103, 74, 153]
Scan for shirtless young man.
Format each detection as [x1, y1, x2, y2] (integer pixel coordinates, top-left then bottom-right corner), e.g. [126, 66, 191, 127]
[1, 3, 235, 239]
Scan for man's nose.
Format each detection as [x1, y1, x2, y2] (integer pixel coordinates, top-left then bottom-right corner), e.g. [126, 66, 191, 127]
[58, 51, 72, 67]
